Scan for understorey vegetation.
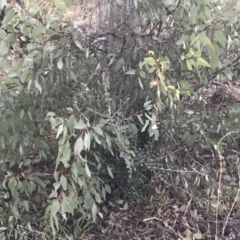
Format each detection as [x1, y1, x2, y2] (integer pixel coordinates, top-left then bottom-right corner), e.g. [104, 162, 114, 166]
[0, 0, 240, 239]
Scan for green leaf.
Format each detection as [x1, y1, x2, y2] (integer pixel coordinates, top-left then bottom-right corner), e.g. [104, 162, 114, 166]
[159, 81, 167, 95]
[53, 182, 61, 191]
[144, 100, 152, 108]
[49, 191, 58, 199]
[105, 184, 111, 193]
[54, 0, 67, 10]
[84, 132, 91, 151]
[74, 122, 86, 129]
[74, 40, 84, 50]
[227, 16, 238, 26]
[137, 114, 144, 125]
[92, 203, 98, 222]
[2, 9, 15, 26]
[159, 57, 170, 71]
[156, 99, 163, 112]
[74, 137, 84, 157]
[54, 172, 59, 181]
[148, 66, 156, 73]
[116, 0, 123, 5]
[61, 144, 71, 167]
[57, 57, 64, 70]
[20, 109, 25, 119]
[19, 144, 23, 155]
[186, 59, 193, 70]
[214, 30, 225, 47]
[129, 123, 138, 137]
[139, 70, 146, 78]
[190, 47, 201, 58]
[50, 200, 60, 217]
[114, 58, 124, 73]
[60, 175, 67, 191]
[199, 35, 214, 49]
[56, 124, 63, 139]
[8, 177, 17, 198]
[105, 134, 112, 147]
[34, 81, 42, 94]
[94, 133, 101, 145]
[10, 60, 23, 72]
[93, 126, 103, 136]
[47, 112, 56, 117]
[0, 40, 8, 55]
[107, 166, 114, 179]
[193, 232, 203, 239]
[126, 69, 136, 75]
[0, 227, 8, 231]
[71, 162, 78, 179]
[86, 48, 89, 58]
[143, 57, 155, 66]
[141, 120, 149, 132]
[196, 57, 211, 67]
[209, 53, 219, 70]
[0, 0, 7, 10]
[33, 177, 46, 188]
[108, 54, 115, 66]
[85, 163, 91, 177]
[0, 29, 6, 39]
[32, 26, 43, 38]
[190, 35, 199, 46]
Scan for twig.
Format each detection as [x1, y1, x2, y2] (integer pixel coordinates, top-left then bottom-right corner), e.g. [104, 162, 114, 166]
[183, 198, 192, 217]
[221, 162, 240, 237]
[216, 131, 239, 237]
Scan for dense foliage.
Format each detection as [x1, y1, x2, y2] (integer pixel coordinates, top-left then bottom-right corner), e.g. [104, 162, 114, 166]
[0, 0, 240, 239]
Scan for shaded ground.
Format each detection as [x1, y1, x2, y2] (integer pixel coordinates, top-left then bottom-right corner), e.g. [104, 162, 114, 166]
[81, 191, 240, 239]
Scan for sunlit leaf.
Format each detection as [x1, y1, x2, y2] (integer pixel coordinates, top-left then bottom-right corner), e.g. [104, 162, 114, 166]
[74, 137, 84, 157]
[85, 163, 91, 177]
[54, 0, 67, 10]
[196, 57, 211, 67]
[57, 58, 64, 70]
[86, 48, 89, 58]
[186, 59, 193, 70]
[144, 57, 156, 66]
[126, 69, 136, 75]
[193, 232, 203, 239]
[92, 203, 98, 222]
[84, 132, 91, 150]
[56, 124, 63, 139]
